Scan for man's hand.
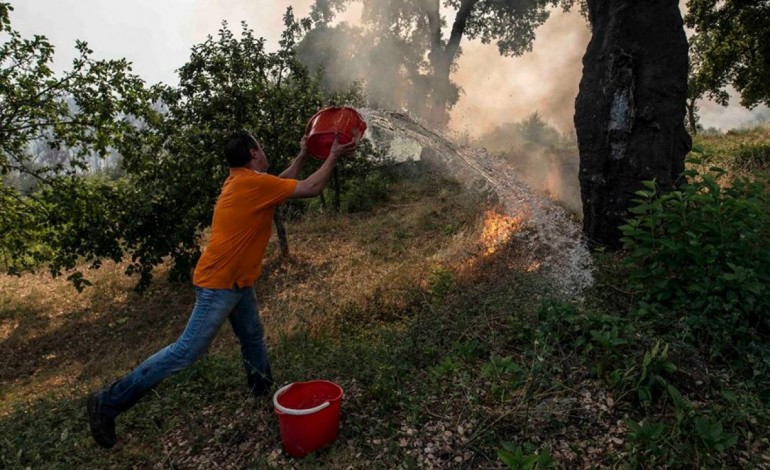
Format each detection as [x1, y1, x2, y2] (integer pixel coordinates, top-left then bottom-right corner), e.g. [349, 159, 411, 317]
[291, 134, 358, 199]
[278, 134, 310, 179]
[329, 134, 357, 159]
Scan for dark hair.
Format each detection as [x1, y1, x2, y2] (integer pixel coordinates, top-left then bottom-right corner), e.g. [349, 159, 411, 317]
[224, 131, 259, 167]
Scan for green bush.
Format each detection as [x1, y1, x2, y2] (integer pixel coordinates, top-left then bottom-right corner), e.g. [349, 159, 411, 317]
[734, 144, 770, 171]
[340, 170, 390, 213]
[619, 166, 770, 358]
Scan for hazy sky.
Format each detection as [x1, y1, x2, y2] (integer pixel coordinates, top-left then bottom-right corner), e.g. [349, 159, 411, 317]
[8, 0, 767, 135]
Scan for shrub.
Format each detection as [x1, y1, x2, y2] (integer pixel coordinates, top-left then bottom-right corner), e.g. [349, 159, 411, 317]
[734, 144, 770, 172]
[619, 166, 770, 359]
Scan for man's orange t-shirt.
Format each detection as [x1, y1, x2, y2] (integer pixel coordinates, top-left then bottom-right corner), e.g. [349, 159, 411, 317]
[193, 168, 298, 289]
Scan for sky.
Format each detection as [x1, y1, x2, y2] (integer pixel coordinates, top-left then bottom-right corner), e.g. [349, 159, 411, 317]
[7, 0, 768, 136]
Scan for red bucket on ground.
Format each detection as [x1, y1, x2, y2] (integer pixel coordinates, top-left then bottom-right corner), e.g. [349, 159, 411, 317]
[305, 107, 367, 160]
[273, 380, 344, 458]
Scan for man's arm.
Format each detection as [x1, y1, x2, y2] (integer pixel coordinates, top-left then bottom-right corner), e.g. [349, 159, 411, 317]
[291, 136, 356, 199]
[278, 135, 309, 179]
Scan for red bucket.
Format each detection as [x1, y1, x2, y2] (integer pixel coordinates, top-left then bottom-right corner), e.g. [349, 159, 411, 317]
[273, 380, 344, 458]
[305, 107, 367, 160]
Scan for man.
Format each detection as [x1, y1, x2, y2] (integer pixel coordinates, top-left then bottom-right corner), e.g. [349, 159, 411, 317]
[87, 130, 356, 449]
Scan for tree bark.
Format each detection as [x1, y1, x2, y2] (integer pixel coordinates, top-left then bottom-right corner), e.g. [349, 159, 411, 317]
[574, 0, 691, 248]
[273, 211, 290, 257]
[686, 97, 698, 135]
[424, 0, 478, 127]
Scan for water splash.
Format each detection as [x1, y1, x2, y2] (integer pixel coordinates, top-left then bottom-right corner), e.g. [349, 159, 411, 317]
[362, 109, 594, 297]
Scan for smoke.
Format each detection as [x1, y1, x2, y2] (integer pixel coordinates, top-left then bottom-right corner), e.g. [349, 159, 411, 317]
[698, 96, 770, 132]
[292, 4, 589, 212]
[474, 114, 582, 215]
[450, 8, 590, 138]
[445, 8, 589, 215]
[189, 1, 768, 134]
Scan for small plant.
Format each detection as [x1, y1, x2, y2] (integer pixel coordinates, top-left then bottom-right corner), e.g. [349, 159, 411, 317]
[534, 301, 632, 378]
[498, 442, 555, 470]
[427, 266, 454, 302]
[633, 341, 681, 407]
[626, 420, 667, 460]
[589, 325, 628, 350]
[620, 165, 770, 362]
[455, 339, 481, 359]
[482, 354, 526, 398]
[694, 417, 738, 453]
[431, 355, 459, 377]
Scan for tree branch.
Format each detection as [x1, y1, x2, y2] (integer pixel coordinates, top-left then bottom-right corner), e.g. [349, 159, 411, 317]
[446, 0, 480, 61]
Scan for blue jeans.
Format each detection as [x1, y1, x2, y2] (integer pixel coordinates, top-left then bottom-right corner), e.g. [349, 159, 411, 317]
[98, 285, 272, 418]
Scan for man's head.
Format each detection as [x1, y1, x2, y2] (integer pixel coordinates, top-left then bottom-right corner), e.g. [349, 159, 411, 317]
[224, 131, 268, 172]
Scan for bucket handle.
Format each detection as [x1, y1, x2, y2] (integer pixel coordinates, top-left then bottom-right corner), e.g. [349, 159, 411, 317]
[273, 383, 331, 416]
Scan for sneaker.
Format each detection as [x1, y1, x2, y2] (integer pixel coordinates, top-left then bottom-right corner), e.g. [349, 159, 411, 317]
[87, 392, 117, 449]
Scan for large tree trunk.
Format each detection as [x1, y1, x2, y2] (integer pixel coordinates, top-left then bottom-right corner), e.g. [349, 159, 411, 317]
[574, 0, 691, 248]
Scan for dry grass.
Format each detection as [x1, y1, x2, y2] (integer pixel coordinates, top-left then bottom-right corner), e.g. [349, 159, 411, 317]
[0, 171, 485, 418]
[692, 123, 770, 179]
[3, 162, 767, 468]
[0, 261, 195, 414]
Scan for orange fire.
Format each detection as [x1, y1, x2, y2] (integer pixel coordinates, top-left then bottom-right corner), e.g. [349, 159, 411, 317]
[481, 209, 525, 256]
[526, 260, 542, 272]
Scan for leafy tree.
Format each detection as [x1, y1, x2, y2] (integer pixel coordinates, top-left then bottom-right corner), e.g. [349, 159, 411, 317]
[516, 112, 562, 147]
[117, 9, 380, 288]
[1, 4, 370, 290]
[117, 9, 353, 287]
[685, 33, 729, 135]
[685, 0, 770, 110]
[307, 0, 575, 126]
[0, 1, 158, 285]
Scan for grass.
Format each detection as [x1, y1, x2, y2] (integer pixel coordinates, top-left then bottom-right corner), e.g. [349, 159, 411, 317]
[692, 123, 770, 178]
[1, 156, 770, 468]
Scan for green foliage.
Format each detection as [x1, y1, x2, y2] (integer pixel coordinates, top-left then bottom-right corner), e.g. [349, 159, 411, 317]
[685, 33, 730, 134]
[316, 138, 394, 214]
[694, 417, 738, 453]
[478, 112, 573, 154]
[620, 167, 770, 359]
[498, 442, 554, 470]
[117, 12, 337, 287]
[633, 342, 680, 407]
[431, 355, 459, 377]
[0, 4, 380, 289]
[626, 420, 667, 461]
[734, 143, 770, 172]
[689, 124, 770, 176]
[482, 354, 526, 398]
[338, 170, 390, 213]
[0, 2, 158, 280]
[685, 0, 770, 108]
[427, 266, 454, 302]
[516, 112, 564, 148]
[532, 300, 634, 379]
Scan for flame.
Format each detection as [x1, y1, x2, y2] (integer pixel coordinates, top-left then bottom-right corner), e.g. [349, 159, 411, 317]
[526, 261, 543, 272]
[481, 209, 525, 256]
